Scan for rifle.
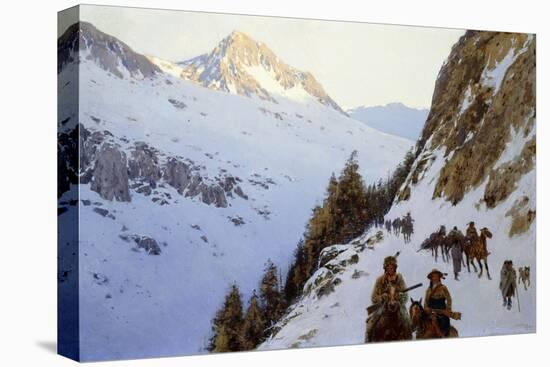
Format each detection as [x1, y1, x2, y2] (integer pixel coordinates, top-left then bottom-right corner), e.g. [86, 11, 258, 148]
[430, 308, 462, 320]
[367, 283, 423, 315]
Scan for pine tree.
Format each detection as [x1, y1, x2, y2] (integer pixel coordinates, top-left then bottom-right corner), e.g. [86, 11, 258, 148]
[333, 151, 369, 243]
[259, 259, 285, 336]
[208, 283, 244, 353]
[284, 240, 307, 303]
[240, 290, 266, 350]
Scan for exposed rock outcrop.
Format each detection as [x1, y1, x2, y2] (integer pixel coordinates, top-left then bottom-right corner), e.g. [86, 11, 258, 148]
[79, 125, 106, 184]
[399, 32, 536, 207]
[58, 21, 161, 79]
[90, 144, 131, 202]
[128, 142, 162, 185]
[163, 158, 191, 194]
[57, 126, 79, 198]
[119, 234, 162, 255]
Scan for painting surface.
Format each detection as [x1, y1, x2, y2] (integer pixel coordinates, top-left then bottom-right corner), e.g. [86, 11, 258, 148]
[58, 5, 536, 361]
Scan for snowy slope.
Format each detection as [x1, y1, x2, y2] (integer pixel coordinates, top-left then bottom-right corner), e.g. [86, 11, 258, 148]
[347, 102, 428, 141]
[260, 147, 535, 350]
[57, 22, 411, 361]
[260, 31, 536, 350]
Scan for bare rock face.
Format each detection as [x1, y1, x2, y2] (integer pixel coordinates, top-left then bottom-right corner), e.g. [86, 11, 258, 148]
[119, 234, 162, 255]
[128, 142, 162, 185]
[79, 126, 106, 184]
[57, 126, 79, 198]
[76, 128, 245, 208]
[399, 32, 536, 207]
[90, 144, 131, 202]
[200, 184, 228, 208]
[163, 158, 191, 194]
[134, 236, 162, 255]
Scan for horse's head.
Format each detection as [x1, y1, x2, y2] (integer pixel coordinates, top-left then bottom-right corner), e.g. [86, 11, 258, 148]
[409, 298, 423, 327]
[480, 227, 493, 239]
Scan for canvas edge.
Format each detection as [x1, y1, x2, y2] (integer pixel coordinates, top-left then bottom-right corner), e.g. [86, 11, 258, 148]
[57, 4, 81, 362]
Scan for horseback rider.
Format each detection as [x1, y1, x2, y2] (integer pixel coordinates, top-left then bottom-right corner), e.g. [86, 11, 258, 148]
[424, 269, 453, 337]
[466, 221, 478, 244]
[366, 255, 412, 341]
[499, 260, 517, 310]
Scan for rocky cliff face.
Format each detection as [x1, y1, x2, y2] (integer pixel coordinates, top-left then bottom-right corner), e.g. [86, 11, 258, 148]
[174, 31, 346, 114]
[70, 124, 247, 207]
[58, 22, 161, 79]
[400, 32, 535, 223]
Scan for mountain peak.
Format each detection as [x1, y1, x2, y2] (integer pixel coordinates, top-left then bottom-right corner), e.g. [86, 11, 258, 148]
[58, 21, 161, 79]
[226, 30, 252, 40]
[174, 31, 346, 114]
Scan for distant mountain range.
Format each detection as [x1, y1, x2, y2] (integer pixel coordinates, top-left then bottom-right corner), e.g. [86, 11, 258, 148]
[347, 102, 429, 141]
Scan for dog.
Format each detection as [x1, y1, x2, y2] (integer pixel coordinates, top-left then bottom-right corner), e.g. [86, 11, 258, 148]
[518, 266, 531, 290]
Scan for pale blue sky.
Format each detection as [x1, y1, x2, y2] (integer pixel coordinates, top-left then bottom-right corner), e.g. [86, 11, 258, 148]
[65, 5, 464, 109]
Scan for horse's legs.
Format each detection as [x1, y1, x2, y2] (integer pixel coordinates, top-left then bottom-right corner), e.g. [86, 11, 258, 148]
[477, 258, 483, 278]
[470, 257, 478, 272]
[484, 259, 491, 280]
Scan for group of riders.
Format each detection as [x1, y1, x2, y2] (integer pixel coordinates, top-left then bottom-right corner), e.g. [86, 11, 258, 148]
[417, 222, 493, 281]
[367, 219, 526, 342]
[384, 212, 414, 243]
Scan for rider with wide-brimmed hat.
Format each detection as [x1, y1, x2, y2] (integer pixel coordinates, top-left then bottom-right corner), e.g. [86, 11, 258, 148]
[424, 269, 453, 336]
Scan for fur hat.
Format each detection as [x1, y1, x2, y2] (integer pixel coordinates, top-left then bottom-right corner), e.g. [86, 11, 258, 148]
[383, 256, 398, 269]
[427, 269, 447, 279]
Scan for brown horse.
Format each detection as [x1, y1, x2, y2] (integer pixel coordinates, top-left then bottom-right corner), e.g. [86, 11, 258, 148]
[409, 299, 458, 339]
[466, 228, 493, 279]
[366, 284, 412, 342]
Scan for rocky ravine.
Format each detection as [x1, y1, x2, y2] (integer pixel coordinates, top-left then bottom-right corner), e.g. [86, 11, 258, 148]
[260, 31, 536, 350]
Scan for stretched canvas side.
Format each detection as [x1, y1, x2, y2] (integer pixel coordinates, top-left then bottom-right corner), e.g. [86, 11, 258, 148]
[57, 5, 81, 362]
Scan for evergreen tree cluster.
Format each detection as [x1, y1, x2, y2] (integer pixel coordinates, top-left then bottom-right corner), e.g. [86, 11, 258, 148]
[208, 149, 416, 351]
[284, 149, 415, 303]
[366, 149, 415, 227]
[208, 260, 286, 353]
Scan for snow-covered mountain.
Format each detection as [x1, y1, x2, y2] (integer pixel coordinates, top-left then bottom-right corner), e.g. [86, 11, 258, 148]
[347, 102, 428, 141]
[261, 31, 536, 350]
[58, 22, 411, 361]
[148, 31, 346, 114]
